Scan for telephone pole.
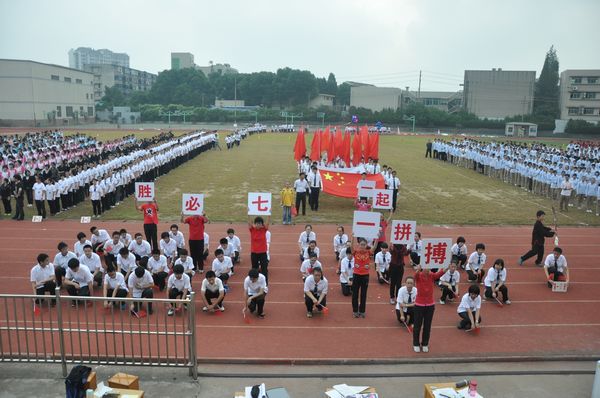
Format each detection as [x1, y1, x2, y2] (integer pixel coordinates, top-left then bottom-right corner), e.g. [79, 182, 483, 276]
[417, 70, 422, 99]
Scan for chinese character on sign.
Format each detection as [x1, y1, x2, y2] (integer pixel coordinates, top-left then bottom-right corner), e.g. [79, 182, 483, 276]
[135, 182, 155, 202]
[186, 197, 200, 211]
[248, 192, 272, 215]
[182, 194, 204, 215]
[394, 223, 412, 241]
[138, 185, 152, 198]
[420, 238, 452, 269]
[390, 220, 416, 244]
[372, 189, 393, 209]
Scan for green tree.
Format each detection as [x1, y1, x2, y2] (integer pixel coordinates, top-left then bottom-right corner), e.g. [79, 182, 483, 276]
[325, 73, 338, 95]
[97, 86, 126, 110]
[336, 82, 351, 106]
[533, 46, 560, 118]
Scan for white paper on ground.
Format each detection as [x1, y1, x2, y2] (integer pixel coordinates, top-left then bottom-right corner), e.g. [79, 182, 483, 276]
[457, 387, 483, 398]
[93, 382, 112, 397]
[325, 390, 345, 398]
[244, 383, 266, 398]
[432, 387, 460, 398]
[332, 384, 370, 397]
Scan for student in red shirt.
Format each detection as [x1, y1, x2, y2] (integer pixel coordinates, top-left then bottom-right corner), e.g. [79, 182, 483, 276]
[248, 215, 270, 284]
[181, 212, 209, 273]
[412, 264, 445, 353]
[135, 199, 159, 251]
[351, 235, 373, 318]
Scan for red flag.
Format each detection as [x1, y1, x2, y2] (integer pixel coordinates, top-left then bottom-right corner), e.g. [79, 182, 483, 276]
[359, 126, 370, 160]
[310, 130, 321, 161]
[342, 132, 351, 166]
[368, 132, 380, 160]
[321, 126, 331, 155]
[351, 133, 362, 166]
[319, 170, 385, 198]
[328, 128, 342, 163]
[293, 127, 306, 161]
[334, 128, 344, 159]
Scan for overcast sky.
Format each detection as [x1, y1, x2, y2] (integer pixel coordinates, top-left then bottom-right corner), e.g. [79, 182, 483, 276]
[1, 0, 599, 92]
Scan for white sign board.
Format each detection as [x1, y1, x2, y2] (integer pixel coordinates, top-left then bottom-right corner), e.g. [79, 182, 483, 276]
[552, 281, 568, 293]
[372, 189, 393, 209]
[31, 216, 42, 223]
[390, 220, 417, 245]
[357, 180, 376, 198]
[352, 211, 380, 240]
[248, 192, 272, 215]
[182, 193, 204, 215]
[80, 216, 91, 224]
[135, 182, 155, 202]
[420, 238, 452, 269]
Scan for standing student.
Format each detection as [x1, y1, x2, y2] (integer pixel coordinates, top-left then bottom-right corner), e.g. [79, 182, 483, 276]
[293, 172, 310, 216]
[89, 179, 102, 218]
[450, 236, 468, 269]
[32, 175, 47, 219]
[308, 165, 322, 211]
[559, 175, 573, 212]
[466, 243, 486, 283]
[147, 249, 169, 291]
[457, 285, 482, 330]
[30, 253, 56, 305]
[12, 175, 24, 221]
[63, 259, 93, 305]
[243, 268, 267, 319]
[128, 266, 154, 315]
[438, 262, 460, 304]
[396, 276, 417, 326]
[412, 264, 445, 353]
[332, 226, 349, 261]
[166, 264, 191, 316]
[351, 236, 372, 318]
[103, 265, 129, 309]
[518, 210, 555, 267]
[425, 140, 433, 158]
[280, 182, 295, 225]
[389, 243, 408, 304]
[303, 267, 328, 318]
[374, 242, 391, 284]
[200, 270, 225, 312]
[136, 199, 159, 251]
[248, 215, 270, 284]
[374, 211, 392, 254]
[484, 259, 510, 304]
[181, 212, 209, 273]
[389, 170, 401, 212]
[339, 248, 354, 296]
[543, 247, 570, 288]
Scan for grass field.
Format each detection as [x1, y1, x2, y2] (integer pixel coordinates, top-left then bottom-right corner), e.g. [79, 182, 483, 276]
[6, 132, 599, 226]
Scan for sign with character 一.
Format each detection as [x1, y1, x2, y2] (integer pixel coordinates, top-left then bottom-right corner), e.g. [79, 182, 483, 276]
[357, 180, 376, 198]
[390, 220, 417, 245]
[182, 193, 204, 215]
[352, 210, 381, 240]
[248, 192, 272, 215]
[135, 182, 155, 202]
[420, 238, 452, 269]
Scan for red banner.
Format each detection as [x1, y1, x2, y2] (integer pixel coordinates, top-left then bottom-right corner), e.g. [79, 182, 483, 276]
[319, 170, 386, 198]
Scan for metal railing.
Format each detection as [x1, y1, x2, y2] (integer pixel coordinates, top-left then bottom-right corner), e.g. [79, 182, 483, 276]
[0, 288, 198, 379]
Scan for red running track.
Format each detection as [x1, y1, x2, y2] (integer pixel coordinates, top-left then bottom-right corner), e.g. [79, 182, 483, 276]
[0, 219, 599, 362]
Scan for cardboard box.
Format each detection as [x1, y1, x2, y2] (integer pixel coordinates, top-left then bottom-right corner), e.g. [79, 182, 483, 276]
[108, 373, 140, 390]
[109, 388, 145, 397]
[84, 371, 97, 390]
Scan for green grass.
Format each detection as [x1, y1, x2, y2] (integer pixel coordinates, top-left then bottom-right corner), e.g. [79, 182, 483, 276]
[11, 132, 599, 226]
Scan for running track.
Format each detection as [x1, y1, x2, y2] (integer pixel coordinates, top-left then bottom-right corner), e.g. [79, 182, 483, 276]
[1, 219, 599, 363]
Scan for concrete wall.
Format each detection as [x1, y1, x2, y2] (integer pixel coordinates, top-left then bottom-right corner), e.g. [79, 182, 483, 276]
[559, 69, 600, 123]
[350, 86, 402, 112]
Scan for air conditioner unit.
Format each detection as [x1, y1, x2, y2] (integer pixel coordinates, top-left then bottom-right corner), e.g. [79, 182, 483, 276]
[572, 86, 578, 91]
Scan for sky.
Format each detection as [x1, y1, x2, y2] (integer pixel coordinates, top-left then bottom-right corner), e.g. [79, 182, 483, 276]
[1, 0, 599, 92]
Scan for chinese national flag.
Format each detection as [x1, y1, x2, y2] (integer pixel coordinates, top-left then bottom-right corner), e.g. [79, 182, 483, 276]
[319, 170, 386, 198]
[341, 132, 351, 166]
[293, 127, 306, 161]
[351, 132, 362, 165]
[368, 132, 379, 160]
[310, 131, 321, 161]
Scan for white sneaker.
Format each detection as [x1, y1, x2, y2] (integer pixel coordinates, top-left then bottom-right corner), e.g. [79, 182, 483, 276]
[202, 306, 208, 311]
[219, 305, 225, 312]
[422, 346, 429, 353]
[439, 300, 446, 305]
[390, 298, 396, 304]
[167, 308, 175, 316]
[413, 346, 421, 353]
[504, 300, 511, 305]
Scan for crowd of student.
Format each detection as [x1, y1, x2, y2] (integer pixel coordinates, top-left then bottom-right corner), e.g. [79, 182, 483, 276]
[0, 130, 219, 219]
[430, 138, 600, 215]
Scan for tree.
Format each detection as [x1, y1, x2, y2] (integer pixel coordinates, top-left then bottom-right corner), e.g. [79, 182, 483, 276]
[336, 82, 351, 106]
[97, 86, 126, 110]
[326, 73, 338, 95]
[533, 46, 560, 118]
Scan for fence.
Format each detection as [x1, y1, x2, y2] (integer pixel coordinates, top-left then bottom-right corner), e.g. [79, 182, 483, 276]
[0, 288, 198, 379]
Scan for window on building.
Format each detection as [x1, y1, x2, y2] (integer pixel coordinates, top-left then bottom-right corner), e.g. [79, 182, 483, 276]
[587, 77, 598, 84]
[66, 106, 73, 117]
[571, 77, 582, 84]
[56, 106, 62, 117]
[51, 75, 59, 81]
[570, 92, 581, 99]
[76, 79, 82, 84]
[584, 92, 597, 99]
[568, 107, 580, 115]
[64, 77, 71, 83]
[80, 106, 84, 112]
[583, 108, 596, 115]
[88, 107, 94, 117]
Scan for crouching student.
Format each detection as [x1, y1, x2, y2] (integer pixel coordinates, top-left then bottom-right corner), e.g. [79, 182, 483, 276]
[212, 249, 233, 292]
[167, 264, 191, 316]
[300, 252, 322, 280]
[408, 232, 422, 269]
[128, 266, 154, 315]
[79, 244, 104, 288]
[200, 270, 225, 312]
[30, 253, 56, 305]
[484, 259, 510, 304]
[63, 259, 93, 306]
[339, 248, 354, 296]
[147, 249, 169, 291]
[457, 284, 482, 330]
[450, 236, 468, 269]
[116, 247, 136, 282]
[103, 265, 129, 309]
[174, 249, 195, 285]
[396, 276, 417, 326]
[243, 268, 267, 319]
[439, 262, 460, 304]
[544, 247, 569, 288]
[374, 242, 391, 284]
[466, 243, 486, 283]
[304, 267, 328, 318]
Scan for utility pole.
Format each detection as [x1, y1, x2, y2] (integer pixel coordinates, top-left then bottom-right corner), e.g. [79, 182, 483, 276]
[417, 70, 422, 100]
[234, 76, 237, 125]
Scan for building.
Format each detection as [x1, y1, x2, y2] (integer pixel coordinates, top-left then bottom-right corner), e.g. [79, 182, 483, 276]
[402, 90, 463, 113]
[96, 106, 140, 124]
[308, 93, 335, 109]
[83, 64, 157, 101]
[69, 47, 129, 70]
[170, 52, 238, 75]
[463, 69, 535, 119]
[0, 59, 95, 126]
[559, 69, 600, 124]
[214, 99, 245, 108]
[505, 122, 538, 137]
[350, 86, 402, 112]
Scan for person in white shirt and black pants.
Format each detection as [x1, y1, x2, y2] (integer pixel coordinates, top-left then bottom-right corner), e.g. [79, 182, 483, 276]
[388, 170, 400, 212]
[544, 247, 570, 288]
[308, 166, 322, 211]
[396, 277, 416, 326]
[32, 175, 46, 219]
[293, 172, 310, 216]
[457, 284, 482, 330]
[484, 259, 510, 304]
[30, 253, 56, 305]
[303, 267, 328, 318]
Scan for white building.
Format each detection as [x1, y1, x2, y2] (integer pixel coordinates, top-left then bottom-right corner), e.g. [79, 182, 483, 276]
[0, 59, 95, 126]
[69, 47, 129, 70]
[350, 85, 402, 112]
[308, 93, 335, 109]
[83, 64, 157, 100]
[559, 69, 600, 124]
[170, 52, 238, 75]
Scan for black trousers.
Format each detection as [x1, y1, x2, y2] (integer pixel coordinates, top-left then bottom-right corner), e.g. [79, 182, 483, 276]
[133, 288, 154, 312]
[91, 200, 101, 216]
[441, 285, 458, 301]
[309, 188, 320, 210]
[425, 147, 432, 158]
[485, 285, 509, 301]
[458, 311, 482, 329]
[295, 192, 307, 215]
[144, 223, 158, 251]
[189, 239, 204, 270]
[204, 289, 224, 306]
[410, 252, 420, 266]
[14, 197, 24, 220]
[392, 189, 398, 212]
[168, 287, 184, 301]
[250, 252, 269, 284]
[413, 305, 435, 346]
[341, 282, 352, 296]
[248, 293, 265, 315]
[106, 288, 128, 304]
[1, 198, 11, 214]
[467, 269, 485, 283]
[521, 243, 544, 265]
[305, 294, 327, 312]
[35, 281, 57, 304]
[55, 267, 66, 286]
[396, 307, 414, 324]
[35, 200, 46, 218]
[389, 265, 404, 299]
[351, 274, 369, 313]
[66, 285, 90, 298]
[152, 272, 168, 291]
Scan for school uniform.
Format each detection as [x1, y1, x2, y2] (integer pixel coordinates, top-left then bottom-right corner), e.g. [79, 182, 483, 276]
[128, 269, 154, 313]
[30, 263, 56, 302]
[212, 256, 233, 284]
[128, 239, 152, 260]
[332, 233, 349, 261]
[300, 259, 322, 279]
[303, 275, 328, 313]
[116, 253, 136, 278]
[90, 229, 111, 252]
[244, 273, 268, 315]
[159, 238, 178, 263]
[65, 265, 93, 298]
[544, 254, 568, 285]
[74, 240, 92, 258]
[293, 178, 310, 216]
[466, 252, 486, 283]
[395, 286, 417, 325]
[439, 269, 460, 302]
[339, 257, 354, 296]
[388, 176, 400, 211]
[450, 243, 468, 268]
[79, 252, 103, 286]
[484, 267, 509, 302]
[457, 293, 482, 329]
[307, 171, 322, 211]
[103, 272, 129, 301]
[167, 273, 191, 300]
[53, 251, 77, 286]
[201, 277, 225, 307]
[32, 181, 46, 218]
[374, 251, 391, 283]
[148, 255, 169, 291]
[226, 234, 242, 263]
[102, 240, 124, 270]
[409, 240, 422, 266]
[169, 230, 186, 256]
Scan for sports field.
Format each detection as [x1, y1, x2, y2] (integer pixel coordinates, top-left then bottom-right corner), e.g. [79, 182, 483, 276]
[14, 131, 598, 226]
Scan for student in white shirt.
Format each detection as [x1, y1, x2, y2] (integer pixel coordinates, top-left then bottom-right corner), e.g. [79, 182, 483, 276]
[408, 232, 422, 268]
[200, 270, 225, 312]
[169, 224, 186, 256]
[374, 243, 391, 284]
[202, 232, 210, 263]
[450, 236, 468, 270]
[243, 268, 267, 319]
[89, 179, 102, 217]
[226, 228, 241, 264]
[218, 238, 236, 272]
[466, 243, 487, 283]
[308, 165, 322, 211]
[298, 225, 317, 260]
[543, 247, 570, 288]
[103, 265, 129, 309]
[396, 276, 417, 326]
[119, 228, 133, 248]
[79, 244, 104, 287]
[102, 231, 124, 270]
[293, 172, 310, 216]
[63, 259, 93, 304]
[333, 226, 349, 261]
[301, 240, 320, 264]
[74, 232, 92, 258]
[30, 253, 56, 305]
[53, 242, 78, 287]
[212, 248, 233, 291]
[174, 248, 195, 283]
[167, 264, 191, 316]
[147, 249, 169, 291]
[439, 262, 460, 304]
[559, 175, 573, 212]
[339, 248, 354, 296]
[128, 233, 152, 261]
[300, 253, 322, 280]
[304, 267, 328, 318]
[128, 266, 154, 315]
[89, 226, 110, 252]
[32, 175, 47, 218]
[116, 247, 136, 281]
[484, 259, 510, 304]
[159, 232, 178, 267]
[457, 284, 482, 330]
